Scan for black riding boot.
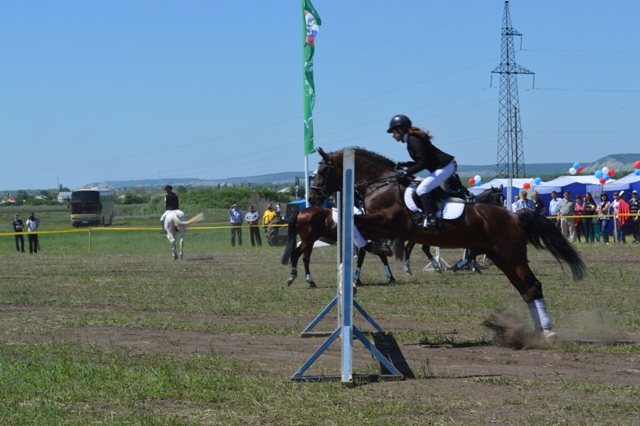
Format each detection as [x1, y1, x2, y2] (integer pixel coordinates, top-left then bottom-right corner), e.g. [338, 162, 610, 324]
[419, 192, 441, 234]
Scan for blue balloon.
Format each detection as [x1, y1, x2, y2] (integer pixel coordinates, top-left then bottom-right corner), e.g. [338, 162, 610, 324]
[475, 180, 482, 187]
[604, 174, 611, 181]
[534, 177, 542, 185]
[573, 162, 580, 169]
[635, 169, 640, 176]
[595, 170, 603, 179]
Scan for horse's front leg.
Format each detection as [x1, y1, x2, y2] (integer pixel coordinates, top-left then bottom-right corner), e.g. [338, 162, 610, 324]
[179, 233, 184, 260]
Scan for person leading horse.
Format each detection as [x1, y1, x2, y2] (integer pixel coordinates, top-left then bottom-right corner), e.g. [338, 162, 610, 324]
[388, 114, 455, 234]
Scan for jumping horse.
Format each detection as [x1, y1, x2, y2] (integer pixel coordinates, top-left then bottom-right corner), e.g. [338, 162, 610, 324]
[163, 210, 205, 260]
[309, 147, 586, 344]
[281, 206, 396, 287]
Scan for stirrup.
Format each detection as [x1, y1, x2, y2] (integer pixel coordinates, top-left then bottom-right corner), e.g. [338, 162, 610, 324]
[423, 217, 440, 235]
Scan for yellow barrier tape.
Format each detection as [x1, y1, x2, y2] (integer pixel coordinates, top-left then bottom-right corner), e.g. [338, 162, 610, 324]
[0, 223, 288, 237]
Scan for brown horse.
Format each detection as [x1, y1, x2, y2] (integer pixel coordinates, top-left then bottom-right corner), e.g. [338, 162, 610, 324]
[309, 147, 586, 343]
[281, 206, 396, 287]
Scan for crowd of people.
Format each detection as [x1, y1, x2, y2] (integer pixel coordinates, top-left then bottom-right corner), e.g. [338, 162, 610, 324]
[228, 202, 284, 247]
[510, 188, 640, 244]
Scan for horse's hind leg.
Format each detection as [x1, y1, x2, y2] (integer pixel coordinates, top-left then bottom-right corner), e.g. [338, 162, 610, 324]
[379, 254, 395, 283]
[484, 251, 557, 344]
[287, 245, 302, 286]
[179, 234, 184, 260]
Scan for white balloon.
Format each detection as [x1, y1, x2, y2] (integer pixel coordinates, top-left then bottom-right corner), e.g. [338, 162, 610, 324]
[474, 175, 481, 182]
[529, 178, 535, 184]
[569, 167, 577, 175]
[602, 167, 609, 174]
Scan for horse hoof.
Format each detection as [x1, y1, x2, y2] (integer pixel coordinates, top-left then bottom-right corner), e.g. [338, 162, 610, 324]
[354, 279, 363, 287]
[543, 330, 558, 345]
[287, 277, 296, 286]
[308, 281, 317, 288]
[388, 277, 396, 284]
[172, 254, 178, 260]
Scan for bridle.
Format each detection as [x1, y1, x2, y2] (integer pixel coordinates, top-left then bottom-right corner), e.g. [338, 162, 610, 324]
[310, 155, 335, 202]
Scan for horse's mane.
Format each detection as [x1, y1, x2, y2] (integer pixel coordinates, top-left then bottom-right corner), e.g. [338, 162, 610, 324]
[330, 147, 396, 170]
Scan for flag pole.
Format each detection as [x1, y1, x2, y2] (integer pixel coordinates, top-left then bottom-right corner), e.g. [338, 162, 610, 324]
[302, 0, 321, 208]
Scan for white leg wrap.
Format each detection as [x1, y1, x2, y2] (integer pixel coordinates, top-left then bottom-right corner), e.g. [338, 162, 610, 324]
[354, 267, 361, 280]
[535, 298, 552, 330]
[527, 301, 542, 329]
[306, 274, 313, 283]
[384, 265, 392, 278]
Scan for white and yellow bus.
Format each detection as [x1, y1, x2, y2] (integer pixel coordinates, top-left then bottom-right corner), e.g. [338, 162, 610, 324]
[70, 188, 114, 227]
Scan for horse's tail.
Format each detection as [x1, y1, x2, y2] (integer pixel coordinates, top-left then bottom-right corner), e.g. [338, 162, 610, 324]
[175, 212, 205, 228]
[281, 210, 300, 266]
[393, 238, 405, 261]
[518, 210, 587, 282]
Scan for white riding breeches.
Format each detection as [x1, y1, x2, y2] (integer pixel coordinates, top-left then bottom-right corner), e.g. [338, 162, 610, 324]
[416, 162, 455, 196]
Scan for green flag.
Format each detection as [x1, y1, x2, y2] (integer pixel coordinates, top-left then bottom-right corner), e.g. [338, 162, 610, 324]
[303, 0, 321, 156]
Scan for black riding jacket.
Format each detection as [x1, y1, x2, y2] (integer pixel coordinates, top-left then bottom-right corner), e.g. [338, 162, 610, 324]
[403, 134, 454, 176]
[444, 173, 465, 193]
[165, 192, 179, 211]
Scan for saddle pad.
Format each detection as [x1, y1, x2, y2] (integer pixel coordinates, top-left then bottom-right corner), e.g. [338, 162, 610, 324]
[331, 206, 363, 223]
[436, 201, 465, 220]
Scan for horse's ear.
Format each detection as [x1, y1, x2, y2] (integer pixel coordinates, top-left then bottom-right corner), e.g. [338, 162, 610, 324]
[499, 184, 504, 190]
[317, 147, 329, 161]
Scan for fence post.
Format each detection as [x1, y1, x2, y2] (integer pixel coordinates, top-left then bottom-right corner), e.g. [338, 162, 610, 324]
[88, 228, 92, 252]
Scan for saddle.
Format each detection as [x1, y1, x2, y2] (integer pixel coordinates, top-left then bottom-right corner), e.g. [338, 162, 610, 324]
[410, 186, 475, 215]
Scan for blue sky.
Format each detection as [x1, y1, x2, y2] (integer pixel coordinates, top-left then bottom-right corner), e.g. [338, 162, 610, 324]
[1, 1, 639, 190]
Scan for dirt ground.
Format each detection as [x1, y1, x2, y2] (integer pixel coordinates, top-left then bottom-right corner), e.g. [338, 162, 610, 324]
[9, 303, 640, 388]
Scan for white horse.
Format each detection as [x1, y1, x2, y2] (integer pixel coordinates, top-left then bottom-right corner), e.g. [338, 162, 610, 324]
[163, 210, 205, 260]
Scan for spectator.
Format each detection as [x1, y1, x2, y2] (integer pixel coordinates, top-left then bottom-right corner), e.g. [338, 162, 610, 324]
[582, 192, 596, 243]
[511, 195, 519, 213]
[160, 185, 179, 234]
[244, 205, 262, 247]
[228, 203, 243, 246]
[558, 190, 576, 243]
[548, 190, 561, 229]
[617, 191, 629, 243]
[574, 195, 584, 242]
[26, 212, 39, 254]
[532, 191, 546, 215]
[630, 190, 640, 243]
[262, 203, 279, 246]
[515, 190, 534, 213]
[13, 213, 25, 253]
[275, 202, 282, 219]
[596, 193, 611, 244]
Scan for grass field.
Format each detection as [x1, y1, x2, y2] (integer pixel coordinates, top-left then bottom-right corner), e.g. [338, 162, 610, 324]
[1, 205, 640, 424]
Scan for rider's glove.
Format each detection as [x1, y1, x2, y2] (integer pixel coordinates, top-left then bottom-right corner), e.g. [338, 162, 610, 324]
[395, 169, 407, 179]
[397, 162, 408, 168]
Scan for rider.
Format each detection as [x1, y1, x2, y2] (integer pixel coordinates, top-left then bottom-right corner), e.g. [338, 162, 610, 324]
[160, 185, 180, 234]
[388, 114, 455, 234]
[444, 160, 471, 198]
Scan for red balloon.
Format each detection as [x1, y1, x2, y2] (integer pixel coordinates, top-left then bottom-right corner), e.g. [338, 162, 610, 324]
[635, 160, 640, 169]
[468, 178, 475, 185]
[577, 166, 583, 173]
[599, 177, 606, 184]
[608, 169, 615, 177]
[523, 182, 531, 190]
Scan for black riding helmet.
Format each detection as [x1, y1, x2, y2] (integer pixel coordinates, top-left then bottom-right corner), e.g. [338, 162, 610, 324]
[387, 114, 412, 133]
[164, 185, 173, 191]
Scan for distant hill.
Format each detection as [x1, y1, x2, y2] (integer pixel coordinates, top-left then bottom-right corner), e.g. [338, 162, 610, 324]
[18, 153, 638, 192]
[87, 153, 640, 189]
